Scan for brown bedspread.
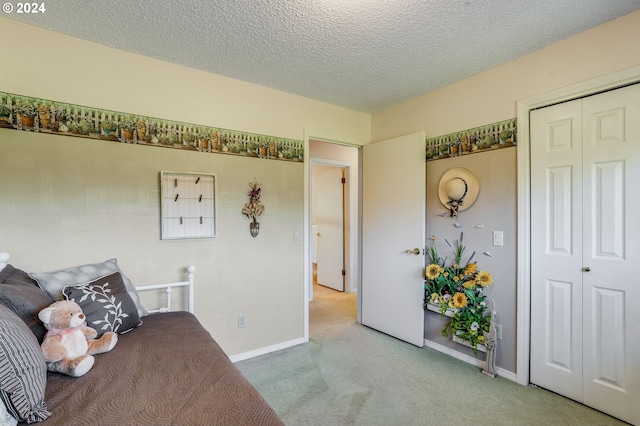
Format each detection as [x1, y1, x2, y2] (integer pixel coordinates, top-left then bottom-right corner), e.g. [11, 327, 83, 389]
[35, 312, 284, 426]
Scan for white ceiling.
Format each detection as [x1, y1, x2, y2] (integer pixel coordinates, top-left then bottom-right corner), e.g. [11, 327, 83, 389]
[7, 1, 640, 113]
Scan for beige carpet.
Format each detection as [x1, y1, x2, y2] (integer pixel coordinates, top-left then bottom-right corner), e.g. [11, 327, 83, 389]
[236, 284, 625, 426]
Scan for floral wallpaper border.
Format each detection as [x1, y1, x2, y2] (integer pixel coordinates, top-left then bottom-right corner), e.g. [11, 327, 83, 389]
[426, 118, 516, 161]
[0, 92, 304, 162]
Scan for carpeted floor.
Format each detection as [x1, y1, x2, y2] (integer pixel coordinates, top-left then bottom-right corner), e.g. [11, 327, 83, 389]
[236, 284, 626, 426]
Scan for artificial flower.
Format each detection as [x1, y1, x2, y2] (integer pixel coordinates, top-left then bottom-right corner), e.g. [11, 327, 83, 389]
[425, 264, 441, 280]
[424, 232, 494, 354]
[462, 280, 475, 289]
[476, 271, 493, 287]
[464, 262, 478, 275]
[452, 292, 468, 308]
[241, 180, 265, 222]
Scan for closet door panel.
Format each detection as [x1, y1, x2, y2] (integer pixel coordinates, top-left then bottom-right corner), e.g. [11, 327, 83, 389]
[581, 83, 640, 425]
[530, 99, 583, 401]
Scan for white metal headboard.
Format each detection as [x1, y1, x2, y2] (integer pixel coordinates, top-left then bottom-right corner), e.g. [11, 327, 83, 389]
[135, 265, 196, 314]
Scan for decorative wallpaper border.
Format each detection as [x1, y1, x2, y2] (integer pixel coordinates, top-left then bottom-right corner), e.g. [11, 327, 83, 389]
[426, 118, 516, 161]
[0, 92, 304, 162]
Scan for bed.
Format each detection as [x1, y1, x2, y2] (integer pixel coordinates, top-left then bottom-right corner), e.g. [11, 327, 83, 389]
[0, 254, 283, 426]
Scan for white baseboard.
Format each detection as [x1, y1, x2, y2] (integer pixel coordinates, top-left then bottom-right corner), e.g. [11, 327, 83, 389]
[229, 337, 306, 363]
[424, 339, 517, 382]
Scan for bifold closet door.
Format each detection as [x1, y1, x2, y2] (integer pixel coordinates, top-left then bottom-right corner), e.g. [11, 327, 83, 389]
[530, 83, 640, 425]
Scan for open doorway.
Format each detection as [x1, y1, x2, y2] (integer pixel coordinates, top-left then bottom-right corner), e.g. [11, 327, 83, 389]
[308, 139, 359, 335]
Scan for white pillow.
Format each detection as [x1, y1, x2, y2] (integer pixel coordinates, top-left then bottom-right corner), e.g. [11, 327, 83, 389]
[29, 258, 148, 318]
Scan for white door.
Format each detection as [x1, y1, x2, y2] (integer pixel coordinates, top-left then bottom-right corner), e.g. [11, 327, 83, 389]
[362, 132, 425, 347]
[314, 164, 345, 291]
[530, 99, 584, 400]
[530, 84, 640, 425]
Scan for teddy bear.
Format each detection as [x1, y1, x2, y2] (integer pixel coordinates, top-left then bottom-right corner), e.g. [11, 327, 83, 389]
[38, 300, 118, 377]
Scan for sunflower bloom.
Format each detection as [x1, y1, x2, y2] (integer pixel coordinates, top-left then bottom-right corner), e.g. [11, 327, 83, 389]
[451, 292, 468, 309]
[462, 280, 475, 289]
[464, 263, 478, 275]
[476, 271, 493, 287]
[425, 264, 441, 280]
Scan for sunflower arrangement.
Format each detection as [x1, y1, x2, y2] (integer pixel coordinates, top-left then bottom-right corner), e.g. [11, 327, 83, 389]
[424, 233, 493, 353]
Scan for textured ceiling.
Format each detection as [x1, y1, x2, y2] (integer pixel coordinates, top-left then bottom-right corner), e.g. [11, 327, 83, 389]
[6, 1, 640, 113]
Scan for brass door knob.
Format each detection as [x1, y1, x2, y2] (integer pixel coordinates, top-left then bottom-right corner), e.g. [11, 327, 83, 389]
[405, 248, 420, 255]
[582, 266, 591, 272]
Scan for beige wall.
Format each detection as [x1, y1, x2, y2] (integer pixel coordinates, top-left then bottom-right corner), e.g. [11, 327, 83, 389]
[372, 10, 640, 142]
[0, 19, 371, 144]
[0, 18, 370, 357]
[373, 11, 640, 374]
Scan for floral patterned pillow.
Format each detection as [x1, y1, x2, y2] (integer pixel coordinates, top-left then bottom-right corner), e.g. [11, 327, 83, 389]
[62, 272, 142, 337]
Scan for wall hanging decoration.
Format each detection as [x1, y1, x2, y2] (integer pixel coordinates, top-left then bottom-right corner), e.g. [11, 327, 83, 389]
[0, 92, 303, 162]
[426, 118, 516, 161]
[160, 172, 217, 240]
[438, 167, 479, 217]
[241, 180, 265, 237]
[423, 233, 496, 361]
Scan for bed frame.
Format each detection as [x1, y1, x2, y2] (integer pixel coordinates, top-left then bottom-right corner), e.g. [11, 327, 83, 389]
[135, 265, 196, 314]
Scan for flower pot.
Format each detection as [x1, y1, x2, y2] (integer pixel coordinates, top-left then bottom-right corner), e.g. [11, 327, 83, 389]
[0, 116, 12, 128]
[136, 122, 146, 141]
[250, 221, 260, 237]
[452, 335, 486, 353]
[39, 114, 50, 129]
[425, 303, 458, 317]
[122, 128, 134, 141]
[18, 114, 34, 128]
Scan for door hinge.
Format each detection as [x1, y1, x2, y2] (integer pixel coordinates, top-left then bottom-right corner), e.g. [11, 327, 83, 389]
[342, 269, 346, 276]
[341, 177, 346, 184]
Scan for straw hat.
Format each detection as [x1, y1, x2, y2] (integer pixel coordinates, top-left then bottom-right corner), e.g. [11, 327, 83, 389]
[438, 167, 479, 216]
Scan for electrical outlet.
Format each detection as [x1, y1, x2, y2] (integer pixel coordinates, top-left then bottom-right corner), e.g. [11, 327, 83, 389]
[238, 315, 247, 329]
[495, 324, 502, 340]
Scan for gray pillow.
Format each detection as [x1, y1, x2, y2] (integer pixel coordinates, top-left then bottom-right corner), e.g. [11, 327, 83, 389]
[0, 264, 54, 343]
[63, 272, 142, 337]
[29, 258, 148, 318]
[0, 304, 51, 423]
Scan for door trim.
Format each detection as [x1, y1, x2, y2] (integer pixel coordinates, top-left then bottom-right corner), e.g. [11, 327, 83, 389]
[515, 64, 640, 386]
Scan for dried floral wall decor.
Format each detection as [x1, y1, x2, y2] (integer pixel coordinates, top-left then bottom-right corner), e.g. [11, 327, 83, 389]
[241, 180, 265, 237]
[0, 92, 303, 162]
[426, 118, 516, 161]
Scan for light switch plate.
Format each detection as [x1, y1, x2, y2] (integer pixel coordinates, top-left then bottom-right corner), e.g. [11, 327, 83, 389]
[493, 231, 504, 246]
